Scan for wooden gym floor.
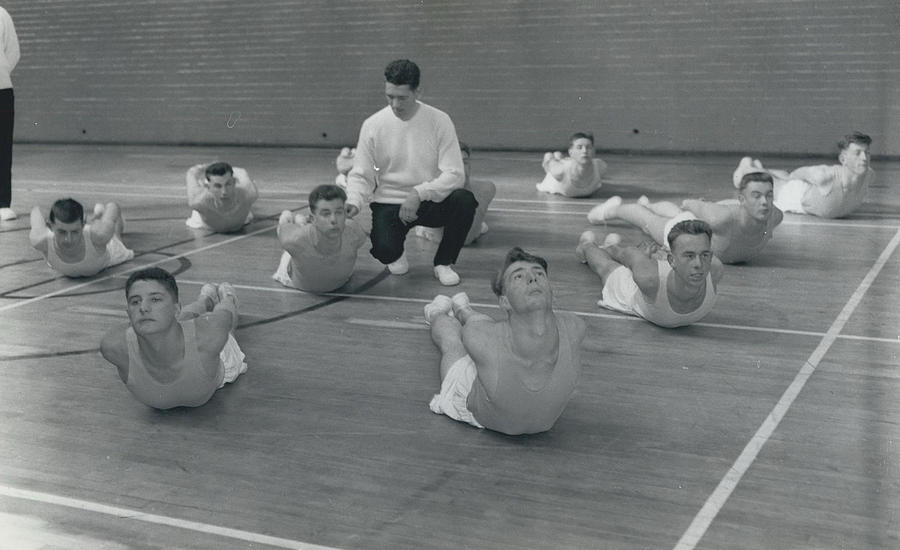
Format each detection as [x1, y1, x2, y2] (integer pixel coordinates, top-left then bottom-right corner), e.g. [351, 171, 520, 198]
[0, 144, 898, 549]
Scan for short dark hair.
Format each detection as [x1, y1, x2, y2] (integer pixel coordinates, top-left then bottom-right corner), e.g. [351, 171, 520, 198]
[838, 131, 872, 151]
[491, 247, 549, 296]
[569, 132, 595, 148]
[308, 184, 347, 212]
[49, 198, 84, 224]
[667, 219, 713, 250]
[384, 59, 420, 90]
[737, 172, 774, 193]
[125, 267, 179, 301]
[205, 162, 233, 179]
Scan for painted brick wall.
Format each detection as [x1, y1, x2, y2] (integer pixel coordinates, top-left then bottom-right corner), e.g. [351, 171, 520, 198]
[6, 0, 898, 155]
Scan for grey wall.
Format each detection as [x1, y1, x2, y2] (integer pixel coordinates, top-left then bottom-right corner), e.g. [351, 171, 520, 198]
[7, 0, 899, 155]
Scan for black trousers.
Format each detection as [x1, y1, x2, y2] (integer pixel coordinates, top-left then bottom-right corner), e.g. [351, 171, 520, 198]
[0, 89, 12, 208]
[369, 188, 477, 266]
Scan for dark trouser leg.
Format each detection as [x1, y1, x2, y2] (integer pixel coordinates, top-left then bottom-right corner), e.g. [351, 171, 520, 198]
[0, 89, 13, 208]
[415, 189, 477, 266]
[369, 202, 410, 264]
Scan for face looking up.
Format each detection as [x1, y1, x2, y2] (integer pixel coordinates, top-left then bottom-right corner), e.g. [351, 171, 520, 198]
[500, 260, 552, 313]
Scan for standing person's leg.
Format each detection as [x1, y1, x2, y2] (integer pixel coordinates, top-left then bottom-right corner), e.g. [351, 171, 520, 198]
[369, 202, 412, 273]
[415, 188, 477, 266]
[0, 89, 14, 220]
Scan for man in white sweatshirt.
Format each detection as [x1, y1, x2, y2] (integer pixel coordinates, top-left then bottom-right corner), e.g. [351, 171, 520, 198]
[345, 59, 476, 286]
[0, 6, 19, 221]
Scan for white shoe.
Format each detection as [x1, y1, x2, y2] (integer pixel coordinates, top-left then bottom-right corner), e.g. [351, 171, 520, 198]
[637, 195, 650, 207]
[424, 295, 453, 325]
[217, 282, 237, 305]
[434, 265, 460, 286]
[185, 210, 210, 229]
[387, 253, 409, 275]
[414, 225, 442, 243]
[0, 207, 17, 221]
[602, 233, 622, 247]
[587, 196, 622, 225]
[93, 203, 105, 218]
[479, 222, 489, 235]
[450, 292, 470, 316]
[575, 230, 598, 263]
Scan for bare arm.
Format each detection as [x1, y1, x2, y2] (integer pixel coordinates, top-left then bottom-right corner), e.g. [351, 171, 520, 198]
[100, 324, 130, 383]
[542, 152, 568, 181]
[89, 202, 121, 247]
[605, 242, 660, 297]
[462, 319, 500, 395]
[710, 257, 725, 288]
[787, 164, 835, 192]
[233, 167, 259, 203]
[185, 164, 214, 208]
[29, 206, 49, 252]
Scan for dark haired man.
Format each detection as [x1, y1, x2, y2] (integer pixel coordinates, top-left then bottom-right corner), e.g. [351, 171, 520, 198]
[185, 161, 258, 232]
[733, 131, 874, 218]
[588, 172, 783, 264]
[29, 198, 133, 277]
[425, 247, 585, 435]
[577, 220, 723, 328]
[100, 267, 246, 409]
[538, 131, 608, 197]
[345, 59, 476, 286]
[273, 183, 367, 292]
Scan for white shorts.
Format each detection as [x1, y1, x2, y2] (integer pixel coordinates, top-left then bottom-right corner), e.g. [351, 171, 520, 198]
[663, 212, 700, 248]
[106, 234, 135, 267]
[428, 355, 484, 429]
[597, 265, 639, 314]
[219, 332, 248, 386]
[774, 179, 809, 214]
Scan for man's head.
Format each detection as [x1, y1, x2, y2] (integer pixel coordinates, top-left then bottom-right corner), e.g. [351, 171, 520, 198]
[838, 131, 872, 176]
[48, 198, 85, 250]
[384, 59, 421, 121]
[568, 132, 595, 164]
[460, 141, 471, 181]
[204, 162, 236, 201]
[492, 247, 552, 313]
[736, 172, 774, 221]
[124, 267, 181, 334]
[667, 219, 714, 288]
[308, 184, 348, 237]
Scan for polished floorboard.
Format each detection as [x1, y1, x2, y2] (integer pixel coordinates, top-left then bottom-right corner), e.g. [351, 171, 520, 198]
[1, 144, 898, 550]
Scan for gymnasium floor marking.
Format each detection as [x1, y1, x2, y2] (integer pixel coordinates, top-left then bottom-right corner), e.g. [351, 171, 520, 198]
[673, 227, 900, 550]
[0, 485, 342, 550]
[170, 279, 900, 345]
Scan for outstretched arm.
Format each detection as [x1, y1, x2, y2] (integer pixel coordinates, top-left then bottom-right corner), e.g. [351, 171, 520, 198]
[89, 202, 121, 247]
[100, 324, 130, 383]
[787, 165, 835, 193]
[276, 210, 305, 247]
[29, 206, 49, 252]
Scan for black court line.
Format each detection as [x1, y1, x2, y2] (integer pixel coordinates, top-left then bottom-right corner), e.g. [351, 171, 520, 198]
[0, 347, 99, 362]
[236, 269, 391, 330]
[0, 257, 44, 269]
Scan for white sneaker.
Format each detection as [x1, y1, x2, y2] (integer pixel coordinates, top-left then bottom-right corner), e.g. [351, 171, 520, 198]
[200, 283, 220, 307]
[424, 295, 453, 325]
[587, 196, 622, 225]
[414, 225, 442, 243]
[576, 230, 599, 263]
[387, 252, 409, 275]
[732, 156, 755, 188]
[450, 292, 470, 316]
[637, 195, 650, 207]
[602, 233, 622, 247]
[0, 207, 17, 221]
[479, 222, 489, 235]
[434, 265, 460, 286]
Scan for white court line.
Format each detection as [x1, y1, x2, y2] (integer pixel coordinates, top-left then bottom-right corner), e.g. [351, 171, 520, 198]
[170, 279, 899, 345]
[0, 485, 340, 550]
[673, 227, 900, 550]
[27, 188, 296, 203]
[0, 224, 277, 314]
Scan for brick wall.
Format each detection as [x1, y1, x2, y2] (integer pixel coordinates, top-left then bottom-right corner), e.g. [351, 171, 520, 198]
[6, 0, 898, 155]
